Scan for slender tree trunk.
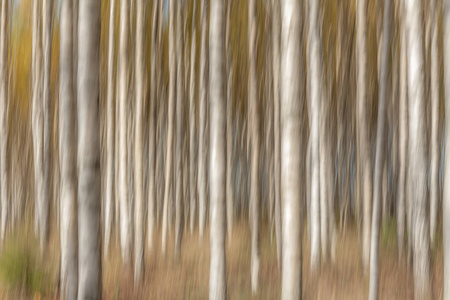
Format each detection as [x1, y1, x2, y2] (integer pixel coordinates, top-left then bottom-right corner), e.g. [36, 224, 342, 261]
[189, 0, 198, 236]
[59, 0, 78, 298]
[397, 3, 408, 258]
[357, 0, 373, 272]
[104, 0, 116, 259]
[248, 0, 260, 293]
[405, 0, 432, 298]
[225, 0, 233, 243]
[368, 1, 391, 299]
[280, 0, 302, 297]
[198, 0, 208, 240]
[271, 0, 282, 270]
[162, 0, 176, 254]
[175, 0, 185, 258]
[209, 0, 227, 298]
[308, 0, 322, 272]
[41, 0, 52, 253]
[32, 0, 43, 239]
[134, 0, 145, 283]
[148, 0, 159, 251]
[77, 0, 102, 297]
[429, 0, 439, 246]
[119, 0, 131, 264]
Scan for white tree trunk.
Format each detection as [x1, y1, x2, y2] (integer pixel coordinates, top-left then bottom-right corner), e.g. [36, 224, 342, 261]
[271, 0, 282, 270]
[209, 0, 227, 298]
[162, 0, 176, 254]
[225, 0, 233, 243]
[77, 0, 102, 297]
[32, 0, 43, 239]
[248, 0, 260, 293]
[198, 0, 208, 240]
[104, 0, 116, 258]
[134, 0, 145, 283]
[308, 0, 322, 272]
[119, 0, 131, 264]
[405, 0, 432, 298]
[175, 0, 185, 258]
[429, 0, 439, 245]
[368, 0, 391, 299]
[59, 0, 78, 298]
[357, 0, 373, 272]
[189, 0, 198, 236]
[281, 0, 302, 297]
[41, 0, 52, 253]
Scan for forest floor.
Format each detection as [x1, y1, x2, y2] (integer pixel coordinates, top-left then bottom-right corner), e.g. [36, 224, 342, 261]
[0, 218, 444, 299]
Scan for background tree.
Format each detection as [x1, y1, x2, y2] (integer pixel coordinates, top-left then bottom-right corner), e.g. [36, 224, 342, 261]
[77, 0, 101, 297]
[209, 0, 227, 298]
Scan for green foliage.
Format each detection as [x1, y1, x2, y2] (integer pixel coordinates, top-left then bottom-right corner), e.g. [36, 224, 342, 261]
[0, 235, 50, 296]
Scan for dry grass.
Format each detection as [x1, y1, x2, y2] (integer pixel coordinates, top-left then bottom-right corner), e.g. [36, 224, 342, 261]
[0, 219, 443, 299]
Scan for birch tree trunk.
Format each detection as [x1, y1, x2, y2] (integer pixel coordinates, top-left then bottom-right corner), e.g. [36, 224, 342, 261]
[134, 0, 145, 283]
[59, 0, 78, 298]
[429, 0, 439, 245]
[280, 0, 302, 297]
[175, 0, 185, 258]
[162, 0, 176, 254]
[225, 0, 233, 243]
[368, 0, 391, 299]
[198, 0, 208, 240]
[357, 0, 373, 272]
[271, 0, 282, 270]
[209, 0, 227, 297]
[77, 0, 102, 297]
[248, 0, 260, 293]
[41, 0, 53, 253]
[397, 1, 408, 258]
[148, 0, 159, 250]
[104, 0, 116, 258]
[405, 0, 432, 297]
[308, 0, 322, 272]
[119, 0, 131, 264]
[32, 0, 43, 239]
[189, 0, 198, 235]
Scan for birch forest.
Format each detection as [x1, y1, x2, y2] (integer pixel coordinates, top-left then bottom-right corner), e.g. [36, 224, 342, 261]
[1, 0, 450, 299]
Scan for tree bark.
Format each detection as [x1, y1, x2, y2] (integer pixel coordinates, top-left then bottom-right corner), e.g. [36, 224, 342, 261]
[162, 0, 177, 253]
[248, 0, 260, 293]
[405, 0, 432, 298]
[429, 0, 439, 246]
[41, 0, 53, 253]
[175, 0, 185, 258]
[134, 0, 145, 283]
[209, 0, 227, 298]
[77, 0, 102, 297]
[368, 0, 391, 299]
[104, 0, 116, 259]
[119, 0, 132, 264]
[189, 0, 198, 236]
[280, 0, 302, 298]
[198, 0, 208, 240]
[271, 0, 282, 270]
[307, 0, 322, 272]
[357, 0, 373, 272]
[59, 0, 78, 298]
